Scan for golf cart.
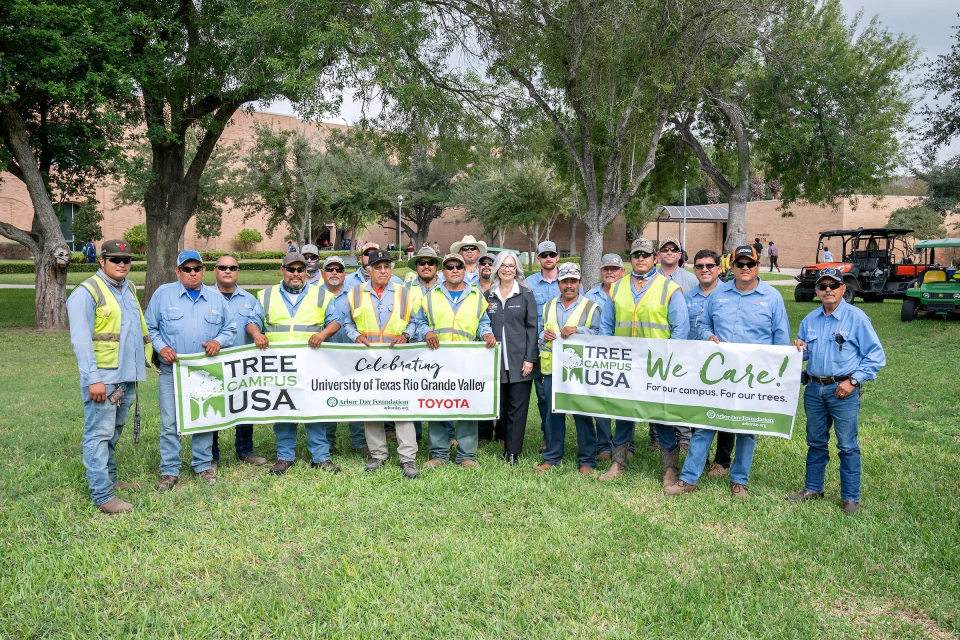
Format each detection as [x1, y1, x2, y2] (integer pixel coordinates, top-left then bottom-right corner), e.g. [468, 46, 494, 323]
[794, 227, 921, 304]
[900, 238, 960, 322]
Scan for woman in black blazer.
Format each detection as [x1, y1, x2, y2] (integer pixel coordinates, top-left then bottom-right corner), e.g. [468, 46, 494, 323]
[483, 251, 539, 464]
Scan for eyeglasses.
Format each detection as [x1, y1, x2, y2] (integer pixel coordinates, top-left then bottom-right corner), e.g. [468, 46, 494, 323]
[460, 246, 479, 252]
[499, 264, 516, 270]
[539, 252, 558, 259]
[479, 260, 494, 267]
[215, 265, 239, 272]
[323, 267, 344, 273]
[283, 266, 306, 274]
[444, 263, 465, 271]
[693, 263, 718, 270]
[734, 260, 759, 269]
[631, 251, 654, 259]
[416, 260, 437, 267]
[106, 257, 132, 265]
[659, 247, 680, 253]
[178, 265, 203, 274]
[816, 281, 843, 291]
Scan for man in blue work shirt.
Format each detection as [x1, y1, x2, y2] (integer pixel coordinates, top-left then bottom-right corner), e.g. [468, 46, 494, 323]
[583, 253, 620, 460]
[790, 268, 886, 515]
[145, 250, 237, 491]
[67, 239, 151, 514]
[667, 245, 790, 498]
[450, 234, 487, 287]
[415, 253, 497, 469]
[526, 240, 563, 447]
[685, 248, 735, 479]
[209, 254, 268, 469]
[343, 241, 404, 290]
[301, 243, 322, 286]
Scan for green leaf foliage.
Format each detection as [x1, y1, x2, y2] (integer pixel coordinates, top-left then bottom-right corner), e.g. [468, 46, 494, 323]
[123, 223, 148, 252]
[68, 198, 104, 244]
[921, 17, 960, 152]
[886, 204, 947, 240]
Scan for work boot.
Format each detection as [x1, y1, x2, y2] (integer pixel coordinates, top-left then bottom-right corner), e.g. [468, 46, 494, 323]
[503, 454, 518, 466]
[598, 443, 629, 482]
[97, 498, 134, 514]
[113, 481, 141, 490]
[210, 461, 218, 473]
[534, 463, 554, 472]
[646, 437, 659, 452]
[401, 461, 419, 479]
[663, 480, 697, 496]
[157, 475, 178, 492]
[422, 458, 447, 469]
[365, 458, 387, 472]
[578, 466, 594, 475]
[596, 451, 611, 462]
[841, 500, 860, 515]
[240, 454, 268, 466]
[269, 460, 295, 476]
[787, 489, 824, 502]
[311, 460, 341, 474]
[458, 459, 477, 468]
[198, 468, 217, 485]
[660, 446, 680, 487]
[706, 463, 730, 479]
[731, 483, 750, 498]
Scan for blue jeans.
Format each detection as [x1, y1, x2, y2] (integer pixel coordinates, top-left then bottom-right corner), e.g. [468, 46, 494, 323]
[81, 381, 135, 506]
[274, 422, 331, 464]
[595, 417, 612, 454]
[541, 375, 597, 467]
[680, 428, 756, 486]
[651, 423, 678, 453]
[803, 382, 862, 501]
[158, 367, 213, 476]
[323, 421, 368, 450]
[212, 425, 254, 461]
[612, 419, 636, 449]
[428, 420, 478, 462]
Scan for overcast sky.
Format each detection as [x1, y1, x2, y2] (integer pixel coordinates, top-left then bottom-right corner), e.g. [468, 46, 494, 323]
[258, 1, 960, 161]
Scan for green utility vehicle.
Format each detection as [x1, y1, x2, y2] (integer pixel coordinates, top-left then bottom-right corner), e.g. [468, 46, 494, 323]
[901, 238, 960, 322]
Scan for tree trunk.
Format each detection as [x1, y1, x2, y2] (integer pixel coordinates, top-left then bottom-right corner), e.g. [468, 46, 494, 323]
[581, 218, 604, 290]
[144, 205, 191, 308]
[34, 244, 69, 330]
[348, 224, 359, 259]
[724, 190, 748, 254]
[568, 216, 578, 256]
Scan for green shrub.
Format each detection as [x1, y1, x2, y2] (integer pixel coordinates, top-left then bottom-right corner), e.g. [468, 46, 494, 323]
[123, 224, 148, 252]
[233, 229, 263, 251]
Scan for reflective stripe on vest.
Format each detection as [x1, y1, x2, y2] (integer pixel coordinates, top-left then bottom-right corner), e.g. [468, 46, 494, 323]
[611, 273, 678, 338]
[540, 296, 597, 372]
[258, 284, 331, 342]
[79, 276, 153, 369]
[348, 284, 413, 343]
[423, 286, 487, 342]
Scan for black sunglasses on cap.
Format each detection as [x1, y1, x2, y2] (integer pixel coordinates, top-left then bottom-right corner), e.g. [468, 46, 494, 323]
[734, 260, 759, 269]
[106, 257, 132, 265]
[816, 281, 843, 291]
[631, 251, 654, 259]
[215, 265, 239, 272]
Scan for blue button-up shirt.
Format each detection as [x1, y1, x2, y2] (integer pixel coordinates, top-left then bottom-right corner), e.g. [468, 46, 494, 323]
[683, 285, 716, 341]
[413, 284, 493, 341]
[624, 274, 690, 340]
[538, 295, 603, 344]
[341, 281, 416, 342]
[796, 300, 886, 383]
[584, 284, 616, 337]
[145, 282, 237, 356]
[343, 267, 403, 291]
[698, 280, 790, 345]
[67, 272, 147, 387]
[321, 285, 353, 344]
[659, 265, 700, 294]
[218, 285, 263, 345]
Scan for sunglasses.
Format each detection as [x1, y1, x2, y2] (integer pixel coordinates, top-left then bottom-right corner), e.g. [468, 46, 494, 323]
[659, 247, 680, 253]
[323, 266, 344, 273]
[539, 252, 558, 259]
[460, 246, 479, 252]
[178, 265, 203, 274]
[816, 281, 843, 291]
[734, 260, 759, 269]
[693, 263, 718, 270]
[444, 263, 465, 271]
[363, 251, 378, 257]
[479, 260, 494, 267]
[303, 255, 320, 262]
[416, 260, 437, 267]
[283, 266, 306, 274]
[215, 265, 239, 272]
[631, 251, 654, 259]
[106, 257, 132, 265]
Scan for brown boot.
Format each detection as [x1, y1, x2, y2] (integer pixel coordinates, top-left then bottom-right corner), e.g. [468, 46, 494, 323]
[198, 468, 217, 485]
[240, 454, 268, 466]
[663, 480, 697, 496]
[731, 483, 750, 498]
[706, 463, 730, 479]
[598, 443, 629, 482]
[660, 446, 680, 487]
[422, 458, 447, 469]
[157, 475, 178, 492]
[269, 460, 295, 476]
[596, 451, 611, 462]
[646, 437, 659, 452]
[97, 498, 134, 514]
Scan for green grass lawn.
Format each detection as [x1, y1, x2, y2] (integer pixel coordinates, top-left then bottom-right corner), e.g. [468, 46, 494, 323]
[1, 292, 958, 637]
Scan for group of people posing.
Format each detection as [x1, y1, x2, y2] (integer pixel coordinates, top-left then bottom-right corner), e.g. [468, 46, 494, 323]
[67, 234, 885, 517]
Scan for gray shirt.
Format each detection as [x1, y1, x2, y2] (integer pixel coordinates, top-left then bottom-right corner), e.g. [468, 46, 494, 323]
[658, 265, 700, 294]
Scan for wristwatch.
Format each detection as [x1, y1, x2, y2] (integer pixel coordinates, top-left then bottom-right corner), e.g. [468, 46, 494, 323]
[849, 377, 860, 387]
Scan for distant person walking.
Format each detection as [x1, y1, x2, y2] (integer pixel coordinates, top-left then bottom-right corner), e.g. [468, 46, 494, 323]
[768, 241, 780, 272]
[822, 246, 834, 262]
[752, 237, 764, 260]
[84, 240, 97, 264]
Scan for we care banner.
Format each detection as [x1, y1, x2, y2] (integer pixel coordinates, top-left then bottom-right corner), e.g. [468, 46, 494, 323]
[173, 343, 499, 434]
[551, 335, 802, 438]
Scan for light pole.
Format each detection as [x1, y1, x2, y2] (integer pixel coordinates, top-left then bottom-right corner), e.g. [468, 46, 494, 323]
[397, 195, 403, 253]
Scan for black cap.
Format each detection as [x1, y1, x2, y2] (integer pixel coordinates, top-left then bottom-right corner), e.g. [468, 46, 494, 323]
[100, 240, 132, 258]
[733, 246, 759, 262]
[366, 249, 393, 267]
[815, 268, 844, 284]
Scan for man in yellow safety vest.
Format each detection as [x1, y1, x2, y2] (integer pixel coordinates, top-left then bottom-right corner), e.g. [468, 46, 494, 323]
[597, 237, 689, 484]
[257, 252, 344, 476]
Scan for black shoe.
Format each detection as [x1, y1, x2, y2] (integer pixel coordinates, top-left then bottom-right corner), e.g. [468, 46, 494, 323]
[503, 453, 518, 466]
[364, 458, 387, 472]
[401, 461, 419, 479]
[311, 460, 341, 474]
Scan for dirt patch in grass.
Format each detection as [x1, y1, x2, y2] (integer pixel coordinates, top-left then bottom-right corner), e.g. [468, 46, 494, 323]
[822, 598, 958, 639]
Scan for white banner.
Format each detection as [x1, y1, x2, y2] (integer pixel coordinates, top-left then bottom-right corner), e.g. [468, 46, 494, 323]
[173, 343, 500, 434]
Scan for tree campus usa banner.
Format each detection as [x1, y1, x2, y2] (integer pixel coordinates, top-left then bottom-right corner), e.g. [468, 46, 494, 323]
[173, 343, 499, 435]
[551, 335, 802, 438]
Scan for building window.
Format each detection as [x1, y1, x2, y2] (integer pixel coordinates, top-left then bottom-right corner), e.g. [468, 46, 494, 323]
[55, 202, 80, 251]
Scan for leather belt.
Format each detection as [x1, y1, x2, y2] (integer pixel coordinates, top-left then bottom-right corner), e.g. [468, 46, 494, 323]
[809, 375, 851, 385]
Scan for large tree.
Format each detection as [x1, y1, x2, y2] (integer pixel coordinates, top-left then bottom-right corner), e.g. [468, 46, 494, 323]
[390, 147, 460, 249]
[921, 16, 960, 153]
[0, 0, 133, 330]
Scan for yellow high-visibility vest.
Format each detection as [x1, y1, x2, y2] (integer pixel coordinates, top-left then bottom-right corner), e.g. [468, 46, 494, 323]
[78, 276, 153, 369]
[348, 283, 415, 344]
[540, 296, 598, 372]
[610, 273, 679, 338]
[258, 283, 333, 342]
[422, 286, 488, 342]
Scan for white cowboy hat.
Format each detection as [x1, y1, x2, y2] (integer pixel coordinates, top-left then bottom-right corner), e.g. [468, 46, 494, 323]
[450, 235, 488, 256]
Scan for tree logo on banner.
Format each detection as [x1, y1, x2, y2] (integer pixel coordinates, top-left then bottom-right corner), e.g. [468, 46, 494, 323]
[560, 345, 584, 383]
[186, 363, 226, 421]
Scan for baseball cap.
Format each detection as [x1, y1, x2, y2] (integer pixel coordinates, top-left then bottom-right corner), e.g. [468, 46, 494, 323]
[360, 241, 380, 254]
[733, 246, 759, 262]
[301, 244, 320, 257]
[815, 267, 844, 284]
[177, 250, 203, 266]
[282, 252, 307, 267]
[659, 236, 682, 251]
[600, 253, 623, 268]
[537, 241, 558, 255]
[322, 255, 345, 268]
[366, 249, 393, 266]
[557, 262, 581, 281]
[630, 238, 655, 254]
[442, 253, 465, 266]
[100, 240, 132, 258]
